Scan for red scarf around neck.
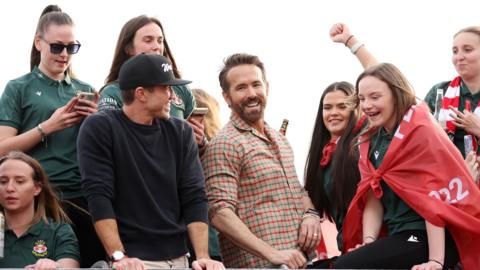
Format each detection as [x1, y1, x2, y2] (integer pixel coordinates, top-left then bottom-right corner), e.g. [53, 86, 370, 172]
[441, 77, 480, 146]
[320, 139, 337, 168]
[320, 116, 366, 168]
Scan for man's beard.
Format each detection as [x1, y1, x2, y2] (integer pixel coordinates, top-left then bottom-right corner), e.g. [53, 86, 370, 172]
[232, 97, 266, 125]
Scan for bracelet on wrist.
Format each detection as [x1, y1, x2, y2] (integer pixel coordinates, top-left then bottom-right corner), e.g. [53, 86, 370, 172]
[350, 41, 364, 54]
[344, 35, 354, 46]
[302, 212, 325, 223]
[363, 235, 376, 243]
[36, 124, 48, 148]
[428, 259, 443, 268]
[305, 208, 320, 216]
[302, 213, 321, 221]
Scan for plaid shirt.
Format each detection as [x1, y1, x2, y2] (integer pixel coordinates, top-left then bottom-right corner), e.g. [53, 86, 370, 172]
[203, 114, 305, 268]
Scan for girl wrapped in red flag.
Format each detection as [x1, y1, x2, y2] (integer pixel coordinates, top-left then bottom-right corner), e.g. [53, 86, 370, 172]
[335, 63, 480, 270]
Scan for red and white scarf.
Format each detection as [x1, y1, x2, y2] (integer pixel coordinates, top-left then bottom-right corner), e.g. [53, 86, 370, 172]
[440, 76, 480, 134]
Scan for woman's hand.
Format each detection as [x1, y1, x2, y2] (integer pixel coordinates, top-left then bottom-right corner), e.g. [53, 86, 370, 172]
[188, 117, 206, 146]
[449, 106, 480, 137]
[74, 91, 99, 117]
[329, 23, 353, 45]
[346, 236, 375, 252]
[298, 216, 322, 252]
[42, 98, 84, 134]
[411, 260, 443, 270]
[465, 151, 480, 183]
[25, 258, 59, 270]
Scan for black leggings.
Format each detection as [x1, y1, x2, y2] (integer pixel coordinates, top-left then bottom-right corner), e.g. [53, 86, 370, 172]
[332, 230, 459, 269]
[63, 197, 106, 268]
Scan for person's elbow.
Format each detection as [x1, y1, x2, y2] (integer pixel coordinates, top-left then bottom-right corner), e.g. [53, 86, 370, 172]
[210, 207, 235, 231]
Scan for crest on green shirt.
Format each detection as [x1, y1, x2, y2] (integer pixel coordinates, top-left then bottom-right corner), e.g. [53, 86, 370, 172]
[32, 240, 48, 257]
[170, 91, 183, 106]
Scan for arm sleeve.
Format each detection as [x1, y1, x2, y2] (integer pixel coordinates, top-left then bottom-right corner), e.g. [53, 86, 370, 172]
[0, 81, 22, 129]
[52, 223, 80, 262]
[202, 135, 242, 220]
[77, 114, 117, 221]
[179, 84, 196, 119]
[178, 122, 209, 224]
[98, 84, 123, 111]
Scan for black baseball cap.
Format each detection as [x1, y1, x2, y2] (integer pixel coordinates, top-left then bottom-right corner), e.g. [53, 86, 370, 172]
[119, 54, 191, 90]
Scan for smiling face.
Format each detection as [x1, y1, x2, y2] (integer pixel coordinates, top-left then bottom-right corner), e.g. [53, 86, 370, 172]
[322, 90, 350, 139]
[452, 32, 480, 81]
[143, 85, 173, 120]
[358, 75, 396, 133]
[35, 24, 76, 81]
[222, 64, 268, 129]
[0, 159, 41, 215]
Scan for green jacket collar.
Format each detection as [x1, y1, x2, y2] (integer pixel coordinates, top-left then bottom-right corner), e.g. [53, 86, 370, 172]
[33, 66, 72, 86]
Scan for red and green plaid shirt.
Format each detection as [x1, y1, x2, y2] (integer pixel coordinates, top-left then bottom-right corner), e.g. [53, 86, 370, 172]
[203, 114, 305, 268]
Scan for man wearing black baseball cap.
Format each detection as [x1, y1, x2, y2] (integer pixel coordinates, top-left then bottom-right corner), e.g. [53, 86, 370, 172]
[78, 54, 224, 270]
[118, 53, 191, 121]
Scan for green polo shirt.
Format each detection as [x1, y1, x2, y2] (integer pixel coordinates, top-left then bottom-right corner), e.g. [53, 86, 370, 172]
[0, 67, 94, 199]
[369, 128, 426, 235]
[323, 163, 346, 250]
[425, 80, 480, 157]
[98, 82, 195, 119]
[0, 219, 79, 268]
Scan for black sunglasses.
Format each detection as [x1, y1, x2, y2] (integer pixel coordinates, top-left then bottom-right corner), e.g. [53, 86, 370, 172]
[41, 37, 81, 54]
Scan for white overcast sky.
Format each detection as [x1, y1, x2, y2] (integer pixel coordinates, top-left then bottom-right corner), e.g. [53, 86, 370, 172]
[1, 0, 479, 181]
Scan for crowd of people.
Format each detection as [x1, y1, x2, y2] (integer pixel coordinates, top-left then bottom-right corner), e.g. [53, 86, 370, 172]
[0, 4, 480, 270]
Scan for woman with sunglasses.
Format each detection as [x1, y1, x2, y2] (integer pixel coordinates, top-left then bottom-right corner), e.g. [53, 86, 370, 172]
[0, 5, 103, 267]
[0, 151, 79, 270]
[98, 15, 207, 148]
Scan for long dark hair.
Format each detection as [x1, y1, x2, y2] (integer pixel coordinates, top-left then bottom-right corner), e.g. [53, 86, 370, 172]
[330, 112, 362, 216]
[30, 5, 75, 77]
[0, 151, 69, 225]
[304, 81, 360, 221]
[104, 15, 180, 87]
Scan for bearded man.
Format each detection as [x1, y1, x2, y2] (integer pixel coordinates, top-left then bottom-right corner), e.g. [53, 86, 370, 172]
[202, 53, 321, 269]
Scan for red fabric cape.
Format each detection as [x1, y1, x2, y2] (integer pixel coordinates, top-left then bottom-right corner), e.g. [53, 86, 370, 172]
[342, 104, 480, 269]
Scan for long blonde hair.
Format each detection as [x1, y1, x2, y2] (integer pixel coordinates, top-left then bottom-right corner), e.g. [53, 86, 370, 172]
[192, 88, 222, 140]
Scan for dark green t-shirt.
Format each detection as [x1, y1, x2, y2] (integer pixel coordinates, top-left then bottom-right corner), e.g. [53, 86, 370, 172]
[424, 80, 480, 157]
[98, 82, 195, 119]
[0, 219, 79, 268]
[369, 128, 426, 235]
[0, 67, 94, 199]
